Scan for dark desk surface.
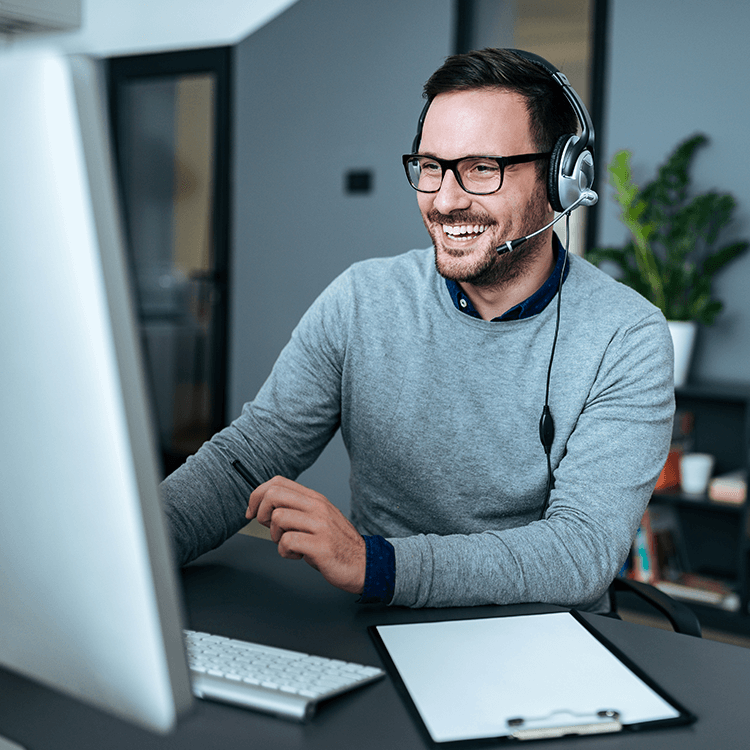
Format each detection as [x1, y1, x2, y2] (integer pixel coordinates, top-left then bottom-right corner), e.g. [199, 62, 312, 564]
[2, 533, 750, 749]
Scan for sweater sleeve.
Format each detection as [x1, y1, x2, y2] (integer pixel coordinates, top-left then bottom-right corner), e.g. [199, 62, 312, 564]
[387, 310, 674, 611]
[160, 271, 350, 567]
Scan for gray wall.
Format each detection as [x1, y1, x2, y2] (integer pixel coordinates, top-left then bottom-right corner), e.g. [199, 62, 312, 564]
[599, 0, 750, 384]
[229, 0, 454, 510]
[471, 0, 516, 51]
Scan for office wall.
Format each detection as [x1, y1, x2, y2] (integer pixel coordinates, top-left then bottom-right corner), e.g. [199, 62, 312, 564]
[470, 0, 516, 50]
[599, 0, 750, 384]
[230, 0, 453, 510]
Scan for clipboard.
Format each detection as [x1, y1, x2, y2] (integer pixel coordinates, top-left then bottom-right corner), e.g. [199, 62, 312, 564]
[369, 611, 695, 743]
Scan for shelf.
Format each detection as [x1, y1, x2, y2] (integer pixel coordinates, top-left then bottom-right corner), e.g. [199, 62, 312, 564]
[636, 381, 750, 627]
[677, 380, 750, 403]
[651, 490, 745, 514]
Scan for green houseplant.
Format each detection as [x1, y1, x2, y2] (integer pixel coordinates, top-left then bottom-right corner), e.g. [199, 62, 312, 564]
[587, 134, 749, 384]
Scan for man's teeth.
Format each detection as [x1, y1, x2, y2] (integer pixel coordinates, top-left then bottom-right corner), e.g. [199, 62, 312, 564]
[443, 224, 488, 238]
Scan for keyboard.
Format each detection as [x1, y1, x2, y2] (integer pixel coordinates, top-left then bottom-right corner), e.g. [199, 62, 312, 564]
[184, 629, 385, 721]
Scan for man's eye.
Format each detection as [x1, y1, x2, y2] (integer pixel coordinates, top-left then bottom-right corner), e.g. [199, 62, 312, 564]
[420, 160, 441, 173]
[468, 161, 500, 175]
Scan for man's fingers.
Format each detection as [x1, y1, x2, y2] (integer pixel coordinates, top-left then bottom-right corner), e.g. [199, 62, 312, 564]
[276, 530, 318, 565]
[267, 507, 319, 543]
[245, 476, 323, 522]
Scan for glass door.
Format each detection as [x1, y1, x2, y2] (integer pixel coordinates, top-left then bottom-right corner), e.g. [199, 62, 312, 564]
[108, 48, 232, 475]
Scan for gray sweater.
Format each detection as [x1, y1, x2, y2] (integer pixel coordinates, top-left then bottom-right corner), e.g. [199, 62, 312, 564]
[162, 249, 674, 612]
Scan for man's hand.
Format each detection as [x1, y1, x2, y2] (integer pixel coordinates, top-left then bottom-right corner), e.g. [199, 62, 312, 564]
[246, 476, 366, 595]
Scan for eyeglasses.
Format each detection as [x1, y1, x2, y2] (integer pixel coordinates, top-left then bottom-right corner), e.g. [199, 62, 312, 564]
[402, 152, 551, 195]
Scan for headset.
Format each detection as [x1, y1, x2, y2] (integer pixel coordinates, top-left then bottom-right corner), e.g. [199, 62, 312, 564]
[411, 49, 597, 519]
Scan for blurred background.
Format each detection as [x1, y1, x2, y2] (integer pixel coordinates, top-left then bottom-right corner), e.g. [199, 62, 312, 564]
[3, 0, 748, 511]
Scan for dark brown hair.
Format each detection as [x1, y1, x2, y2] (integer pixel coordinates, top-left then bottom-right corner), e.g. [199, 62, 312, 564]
[422, 48, 578, 174]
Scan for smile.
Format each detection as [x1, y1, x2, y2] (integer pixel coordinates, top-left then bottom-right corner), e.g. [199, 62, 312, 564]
[442, 224, 489, 239]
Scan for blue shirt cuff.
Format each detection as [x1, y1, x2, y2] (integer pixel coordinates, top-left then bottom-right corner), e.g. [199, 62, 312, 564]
[358, 535, 395, 604]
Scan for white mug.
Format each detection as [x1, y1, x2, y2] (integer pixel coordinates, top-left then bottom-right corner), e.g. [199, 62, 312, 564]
[679, 453, 714, 495]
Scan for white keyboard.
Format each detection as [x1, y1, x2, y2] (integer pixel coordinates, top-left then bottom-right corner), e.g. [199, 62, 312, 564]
[184, 630, 385, 721]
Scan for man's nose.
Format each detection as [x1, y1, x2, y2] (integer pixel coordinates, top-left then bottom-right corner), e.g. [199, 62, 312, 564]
[432, 167, 472, 214]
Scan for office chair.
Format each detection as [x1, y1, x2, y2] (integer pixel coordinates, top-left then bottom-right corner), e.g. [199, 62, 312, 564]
[607, 577, 703, 638]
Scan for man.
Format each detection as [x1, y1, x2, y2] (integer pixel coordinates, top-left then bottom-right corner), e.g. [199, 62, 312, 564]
[162, 49, 673, 613]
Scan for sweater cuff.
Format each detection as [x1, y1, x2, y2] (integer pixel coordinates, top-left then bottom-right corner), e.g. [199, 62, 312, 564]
[357, 535, 395, 604]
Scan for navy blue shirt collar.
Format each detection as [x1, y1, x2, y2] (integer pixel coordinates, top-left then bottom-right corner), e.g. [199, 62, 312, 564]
[445, 234, 569, 322]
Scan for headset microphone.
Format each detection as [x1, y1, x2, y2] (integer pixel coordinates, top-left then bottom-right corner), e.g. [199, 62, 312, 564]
[495, 189, 598, 255]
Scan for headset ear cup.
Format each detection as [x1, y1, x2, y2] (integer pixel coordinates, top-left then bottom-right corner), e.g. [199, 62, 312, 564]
[547, 134, 571, 213]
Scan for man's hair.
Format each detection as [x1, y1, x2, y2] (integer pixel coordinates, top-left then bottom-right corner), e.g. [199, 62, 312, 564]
[423, 48, 579, 177]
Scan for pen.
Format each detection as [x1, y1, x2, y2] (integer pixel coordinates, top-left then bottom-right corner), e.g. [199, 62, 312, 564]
[231, 458, 262, 490]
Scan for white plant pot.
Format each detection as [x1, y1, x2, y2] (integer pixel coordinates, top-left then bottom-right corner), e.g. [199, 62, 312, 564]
[668, 320, 697, 387]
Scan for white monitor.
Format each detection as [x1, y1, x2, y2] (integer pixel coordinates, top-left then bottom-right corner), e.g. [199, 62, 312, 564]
[0, 49, 193, 736]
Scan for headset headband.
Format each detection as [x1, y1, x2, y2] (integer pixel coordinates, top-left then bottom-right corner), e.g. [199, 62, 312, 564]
[412, 50, 594, 163]
[507, 49, 595, 174]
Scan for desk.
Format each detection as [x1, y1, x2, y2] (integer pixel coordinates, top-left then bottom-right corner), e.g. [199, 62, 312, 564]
[1, 533, 749, 749]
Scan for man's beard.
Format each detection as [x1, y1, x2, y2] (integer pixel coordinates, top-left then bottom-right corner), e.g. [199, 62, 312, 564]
[427, 187, 550, 289]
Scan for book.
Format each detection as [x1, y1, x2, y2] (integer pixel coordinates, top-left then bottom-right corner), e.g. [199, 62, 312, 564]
[655, 575, 740, 612]
[630, 510, 658, 582]
[628, 506, 687, 584]
[708, 470, 747, 505]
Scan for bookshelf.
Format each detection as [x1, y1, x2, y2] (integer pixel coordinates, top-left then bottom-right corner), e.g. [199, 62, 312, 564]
[632, 382, 750, 631]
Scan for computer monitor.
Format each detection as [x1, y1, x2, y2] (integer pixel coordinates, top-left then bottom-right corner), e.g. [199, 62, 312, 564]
[0, 49, 193, 736]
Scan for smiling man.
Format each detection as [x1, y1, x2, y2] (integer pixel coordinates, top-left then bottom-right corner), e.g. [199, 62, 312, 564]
[162, 49, 674, 613]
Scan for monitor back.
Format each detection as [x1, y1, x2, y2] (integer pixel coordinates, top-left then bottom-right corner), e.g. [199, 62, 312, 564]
[0, 49, 193, 734]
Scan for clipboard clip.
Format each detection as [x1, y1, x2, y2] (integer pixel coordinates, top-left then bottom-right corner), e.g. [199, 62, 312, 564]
[507, 709, 622, 741]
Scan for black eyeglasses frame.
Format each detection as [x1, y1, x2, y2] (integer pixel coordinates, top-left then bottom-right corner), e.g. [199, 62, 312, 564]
[401, 151, 551, 195]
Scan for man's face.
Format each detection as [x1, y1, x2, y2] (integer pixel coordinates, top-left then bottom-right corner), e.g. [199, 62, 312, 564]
[415, 88, 554, 288]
